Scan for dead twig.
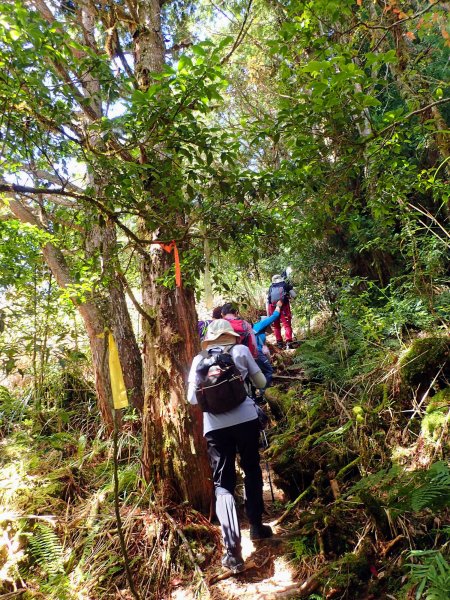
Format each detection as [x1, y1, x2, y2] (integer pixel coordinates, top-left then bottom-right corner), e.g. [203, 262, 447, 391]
[381, 534, 405, 557]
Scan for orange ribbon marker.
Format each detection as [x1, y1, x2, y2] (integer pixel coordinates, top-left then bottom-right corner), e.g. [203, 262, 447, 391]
[153, 240, 181, 287]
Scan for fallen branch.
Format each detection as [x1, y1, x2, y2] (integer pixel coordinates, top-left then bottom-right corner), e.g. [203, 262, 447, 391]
[296, 566, 327, 597]
[336, 457, 360, 481]
[258, 527, 313, 542]
[381, 534, 405, 557]
[264, 565, 328, 599]
[273, 485, 313, 526]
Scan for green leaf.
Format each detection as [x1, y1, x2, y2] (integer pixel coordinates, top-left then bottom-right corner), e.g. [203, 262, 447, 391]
[178, 54, 193, 71]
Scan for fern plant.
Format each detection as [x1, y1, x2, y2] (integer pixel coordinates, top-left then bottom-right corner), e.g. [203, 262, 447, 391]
[406, 550, 450, 600]
[0, 386, 28, 434]
[346, 462, 450, 516]
[410, 463, 450, 512]
[290, 535, 317, 560]
[39, 574, 71, 600]
[27, 523, 64, 578]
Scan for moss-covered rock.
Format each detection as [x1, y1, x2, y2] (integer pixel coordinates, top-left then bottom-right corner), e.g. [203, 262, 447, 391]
[400, 337, 449, 388]
[319, 549, 371, 591]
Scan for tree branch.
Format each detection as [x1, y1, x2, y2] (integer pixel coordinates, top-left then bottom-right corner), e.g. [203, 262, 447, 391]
[340, 0, 445, 38]
[0, 181, 150, 256]
[221, 0, 254, 65]
[115, 270, 155, 325]
[362, 97, 450, 142]
[29, 168, 84, 194]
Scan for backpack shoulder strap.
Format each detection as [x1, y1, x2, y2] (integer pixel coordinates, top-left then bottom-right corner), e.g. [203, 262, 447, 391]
[223, 344, 237, 355]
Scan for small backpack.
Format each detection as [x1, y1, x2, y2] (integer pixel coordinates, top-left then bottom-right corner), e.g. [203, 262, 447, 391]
[225, 318, 258, 358]
[268, 281, 288, 304]
[195, 348, 248, 414]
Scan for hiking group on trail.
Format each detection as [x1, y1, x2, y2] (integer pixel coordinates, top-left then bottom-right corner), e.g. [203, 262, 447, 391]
[188, 273, 296, 573]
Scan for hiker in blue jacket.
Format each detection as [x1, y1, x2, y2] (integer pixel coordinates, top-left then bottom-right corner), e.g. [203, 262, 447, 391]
[253, 300, 282, 394]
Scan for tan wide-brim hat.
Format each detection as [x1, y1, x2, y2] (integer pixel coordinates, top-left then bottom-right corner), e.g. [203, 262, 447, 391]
[201, 319, 240, 350]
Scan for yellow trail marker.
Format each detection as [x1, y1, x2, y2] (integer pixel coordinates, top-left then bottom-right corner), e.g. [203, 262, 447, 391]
[108, 331, 129, 409]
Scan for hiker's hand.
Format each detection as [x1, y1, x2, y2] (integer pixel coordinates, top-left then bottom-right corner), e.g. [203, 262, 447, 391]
[276, 300, 283, 308]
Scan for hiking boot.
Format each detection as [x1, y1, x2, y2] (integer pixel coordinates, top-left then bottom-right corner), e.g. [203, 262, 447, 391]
[222, 551, 245, 573]
[276, 341, 284, 349]
[250, 523, 273, 540]
[285, 341, 293, 350]
[255, 390, 266, 405]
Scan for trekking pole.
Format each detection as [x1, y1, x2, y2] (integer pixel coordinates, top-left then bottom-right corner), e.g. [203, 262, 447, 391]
[262, 430, 275, 503]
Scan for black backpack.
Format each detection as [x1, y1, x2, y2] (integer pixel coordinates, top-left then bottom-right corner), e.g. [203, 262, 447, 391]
[195, 347, 248, 414]
[268, 281, 288, 304]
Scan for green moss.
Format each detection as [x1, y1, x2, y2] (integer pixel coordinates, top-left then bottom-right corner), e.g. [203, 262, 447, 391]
[427, 387, 450, 412]
[421, 388, 450, 442]
[400, 337, 449, 387]
[319, 551, 370, 589]
[266, 386, 297, 414]
[422, 412, 446, 441]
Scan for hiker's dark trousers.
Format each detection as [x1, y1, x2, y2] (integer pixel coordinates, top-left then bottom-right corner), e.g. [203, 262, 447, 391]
[205, 418, 264, 553]
[256, 350, 273, 387]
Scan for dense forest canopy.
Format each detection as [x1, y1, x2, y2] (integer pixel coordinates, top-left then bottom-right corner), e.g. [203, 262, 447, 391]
[0, 0, 449, 598]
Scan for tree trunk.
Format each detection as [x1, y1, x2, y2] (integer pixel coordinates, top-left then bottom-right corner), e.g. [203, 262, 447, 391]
[43, 239, 114, 429]
[86, 216, 144, 411]
[8, 199, 144, 429]
[79, 1, 144, 414]
[141, 248, 211, 512]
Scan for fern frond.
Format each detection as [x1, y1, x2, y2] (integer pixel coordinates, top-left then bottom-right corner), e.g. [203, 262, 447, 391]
[407, 550, 450, 600]
[411, 463, 450, 512]
[28, 523, 64, 577]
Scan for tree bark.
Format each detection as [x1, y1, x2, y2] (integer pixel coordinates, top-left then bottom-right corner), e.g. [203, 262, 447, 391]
[140, 248, 211, 512]
[86, 216, 144, 411]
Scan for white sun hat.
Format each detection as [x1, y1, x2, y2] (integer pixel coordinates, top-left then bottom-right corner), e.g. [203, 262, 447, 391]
[201, 319, 240, 350]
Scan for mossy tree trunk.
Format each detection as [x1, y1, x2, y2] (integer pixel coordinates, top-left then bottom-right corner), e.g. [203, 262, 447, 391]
[141, 248, 211, 512]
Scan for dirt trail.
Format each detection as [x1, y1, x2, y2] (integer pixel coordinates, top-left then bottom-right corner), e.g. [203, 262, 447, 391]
[169, 465, 309, 600]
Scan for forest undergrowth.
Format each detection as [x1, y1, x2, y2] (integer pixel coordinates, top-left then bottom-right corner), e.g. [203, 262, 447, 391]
[1, 311, 449, 600]
[0, 371, 221, 600]
[263, 317, 450, 600]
